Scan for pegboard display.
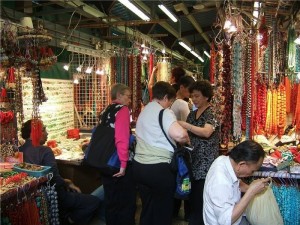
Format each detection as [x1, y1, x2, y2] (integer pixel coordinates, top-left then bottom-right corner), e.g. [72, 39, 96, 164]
[22, 78, 74, 140]
[74, 74, 110, 128]
[72, 55, 111, 129]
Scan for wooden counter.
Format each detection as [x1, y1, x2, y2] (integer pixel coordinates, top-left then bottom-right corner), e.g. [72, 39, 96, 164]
[56, 159, 102, 194]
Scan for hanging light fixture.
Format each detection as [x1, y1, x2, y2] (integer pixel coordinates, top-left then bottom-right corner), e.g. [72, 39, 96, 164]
[63, 64, 70, 71]
[179, 41, 192, 51]
[85, 57, 93, 74]
[63, 53, 74, 71]
[76, 54, 85, 72]
[73, 74, 79, 84]
[118, 0, 150, 21]
[223, 19, 232, 29]
[190, 50, 199, 58]
[197, 56, 204, 63]
[158, 4, 178, 22]
[204, 50, 211, 58]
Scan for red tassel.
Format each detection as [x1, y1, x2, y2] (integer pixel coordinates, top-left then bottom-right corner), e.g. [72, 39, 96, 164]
[1, 87, 7, 98]
[31, 119, 43, 147]
[8, 67, 15, 83]
[47, 47, 54, 56]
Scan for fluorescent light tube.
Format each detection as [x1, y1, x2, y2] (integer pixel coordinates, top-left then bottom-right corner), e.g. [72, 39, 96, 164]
[179, 41, 191, 51]
[190, 51, 199, 58]
[198, 56, 204, 63]
[158, 4, 178, 22]
[118, 0, 150, 21]
[204, 50, 211, 58]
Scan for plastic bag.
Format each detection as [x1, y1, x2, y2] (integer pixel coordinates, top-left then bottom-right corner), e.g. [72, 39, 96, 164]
[245, 185, 283, 225]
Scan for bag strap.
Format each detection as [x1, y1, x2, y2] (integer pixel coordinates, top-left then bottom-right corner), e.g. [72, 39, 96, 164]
[100, 103, 124, 126]
[159, 109, 176, 150]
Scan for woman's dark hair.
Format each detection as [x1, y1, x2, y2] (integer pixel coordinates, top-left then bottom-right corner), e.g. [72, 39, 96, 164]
[21, 119, 32, 139]
[178, 75, 195, 88]
[172, 83, 180, 92]
[228, 140, 266, 164]
[152, 81, 176, 100]
[189, 80, 214, 102]
[171, 67, 186, 84]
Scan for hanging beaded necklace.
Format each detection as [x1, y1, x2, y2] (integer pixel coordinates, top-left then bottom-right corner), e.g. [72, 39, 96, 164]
[220, 43, 233, 145]
[245, 40, 253, 139]
[277, 83, 286, 137]
[116, 56, 121, 83]
[209, 43, 216, 84]
[232, 39, 244, 140]
[124, 55, 128, 86]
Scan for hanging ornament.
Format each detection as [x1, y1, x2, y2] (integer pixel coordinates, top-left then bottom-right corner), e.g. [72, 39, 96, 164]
[258, 16, 268, 49]
[30, 119, 43, 146]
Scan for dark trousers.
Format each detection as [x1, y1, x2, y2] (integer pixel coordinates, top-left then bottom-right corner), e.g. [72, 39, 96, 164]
[133, 160, 176, 225]
[189, 179, 205, 225]
[174, 198, 190, 219]
[102, 164, 137, 225]
[57, 187, 100, 225]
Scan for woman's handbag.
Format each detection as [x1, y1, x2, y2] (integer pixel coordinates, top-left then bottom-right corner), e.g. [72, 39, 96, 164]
[245, 184, 283, 225]
[83, 104, 124, 176]
[84, 124, 119, 176]
[84, 103, 136, 176]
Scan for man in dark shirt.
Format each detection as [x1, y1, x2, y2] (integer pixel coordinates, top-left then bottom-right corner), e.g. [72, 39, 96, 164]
[19, 119, 100, 225]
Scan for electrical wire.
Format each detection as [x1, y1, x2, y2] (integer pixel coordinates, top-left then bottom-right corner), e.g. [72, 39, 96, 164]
[56, 9, 82, 57]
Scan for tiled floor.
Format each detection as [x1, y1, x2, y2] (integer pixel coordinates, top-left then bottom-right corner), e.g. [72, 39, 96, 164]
[89, 216, 188, 225]
[89, 198, 189, 225]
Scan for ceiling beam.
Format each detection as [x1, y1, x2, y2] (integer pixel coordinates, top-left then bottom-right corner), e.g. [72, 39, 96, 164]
[48, 0, 193, 63]
[134, 0, 194, 64]
[102, 33, 168, 40]
[240, 5, 292, 16]
[34, 8, 76, 16]
[181, 25, 215, 38]
[173, 3, 211, 46]
[77, 19, 167, 28]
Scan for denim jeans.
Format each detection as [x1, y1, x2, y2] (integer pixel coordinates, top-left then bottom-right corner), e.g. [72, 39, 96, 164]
[91, 185, 105, 221]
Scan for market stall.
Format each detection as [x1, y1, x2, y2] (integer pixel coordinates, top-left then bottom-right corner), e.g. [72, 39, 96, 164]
[0, 1, 300, 224]
[1, 169, 59, 225]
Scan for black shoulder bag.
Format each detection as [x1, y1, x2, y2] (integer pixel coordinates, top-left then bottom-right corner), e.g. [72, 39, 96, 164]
[83, 104, 123, 176]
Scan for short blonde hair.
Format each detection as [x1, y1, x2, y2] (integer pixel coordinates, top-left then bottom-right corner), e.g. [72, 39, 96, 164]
[111, 83, 130, 100]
